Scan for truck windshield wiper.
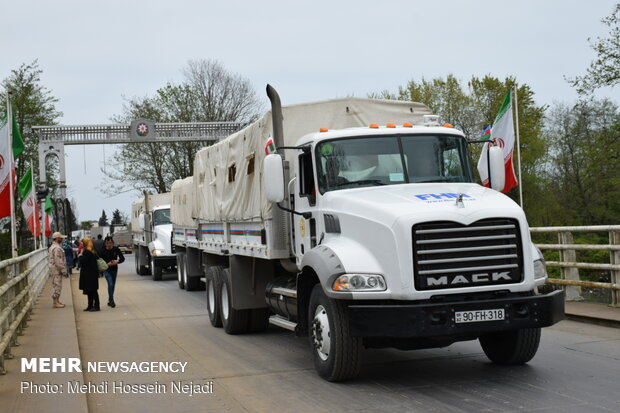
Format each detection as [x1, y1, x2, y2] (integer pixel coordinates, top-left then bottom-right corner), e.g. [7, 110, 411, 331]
[334, 179, 385, 188]
[416, 178, 453, 183]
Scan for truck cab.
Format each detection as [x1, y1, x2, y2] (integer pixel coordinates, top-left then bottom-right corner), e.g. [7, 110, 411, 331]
[145, 204, 175, 279]
[263, 119, 563, 381]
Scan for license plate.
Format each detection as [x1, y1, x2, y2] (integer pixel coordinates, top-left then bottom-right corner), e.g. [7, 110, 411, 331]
[455, 308, 505, 324]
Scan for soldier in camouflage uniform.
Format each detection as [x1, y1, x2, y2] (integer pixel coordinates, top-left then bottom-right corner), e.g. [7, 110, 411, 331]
[48, 232, 68, 308]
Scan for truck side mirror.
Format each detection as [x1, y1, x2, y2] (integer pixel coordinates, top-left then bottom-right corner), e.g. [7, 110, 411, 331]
[263, 154, 285, 203]
[138, 213, 146, 230]
[488, 146, 506, 192]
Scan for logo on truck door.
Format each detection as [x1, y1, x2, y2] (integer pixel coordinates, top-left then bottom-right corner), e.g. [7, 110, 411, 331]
[299, 218, 306, 238]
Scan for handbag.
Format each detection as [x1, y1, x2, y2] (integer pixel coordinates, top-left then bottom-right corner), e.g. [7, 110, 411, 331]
[97, 257, 109, 272]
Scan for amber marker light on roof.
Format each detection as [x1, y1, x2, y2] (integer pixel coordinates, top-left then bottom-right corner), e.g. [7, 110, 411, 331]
[369, 123, 379, 128]
[386, 123, 396, 128]
[403, 122, 413, 127]
[319, 127, 329, 132]
[443, 123, 454, 128]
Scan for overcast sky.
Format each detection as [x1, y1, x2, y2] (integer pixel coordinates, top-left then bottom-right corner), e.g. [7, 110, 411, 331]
[1, 0, 618, 222]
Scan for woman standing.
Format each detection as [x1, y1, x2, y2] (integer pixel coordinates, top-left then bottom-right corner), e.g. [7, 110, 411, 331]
[79, 237, 100, 311]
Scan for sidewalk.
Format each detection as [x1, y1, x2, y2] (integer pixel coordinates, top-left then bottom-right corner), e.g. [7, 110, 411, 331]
[564, 300, 620, 328]
[0, 273, 88, 413]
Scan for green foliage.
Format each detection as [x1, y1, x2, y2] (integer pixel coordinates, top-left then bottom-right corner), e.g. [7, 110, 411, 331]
[1, 60, 63, 192]
[111, 209, 123, 225]
[569, 4, 620, 94]
[80, 221, 93, 230]
[543, 99, 620, 225]
[98, 210, 108, 227]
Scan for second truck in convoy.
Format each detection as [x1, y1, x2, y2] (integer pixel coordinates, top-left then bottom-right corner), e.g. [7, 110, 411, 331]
[132, 192, 176, 280]
[170, 86, 564, 381]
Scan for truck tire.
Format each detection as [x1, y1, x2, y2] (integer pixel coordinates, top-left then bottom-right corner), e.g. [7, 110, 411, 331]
[220, 268, 250, 334]
[151, 258, 163, 281]
[480, 328, 541, 365]
[248, 308, 270, 332]
[205, 266, 223, 328]
[136, 249, 149, 276]
[185, 255, 201, 291]
[308, 284, 362, 381]
[177, 255, 185, 289]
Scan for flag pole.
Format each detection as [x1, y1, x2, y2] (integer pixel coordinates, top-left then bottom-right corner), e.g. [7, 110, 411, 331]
[31, 159, 37, 250]
[512, 84, 524, 209]
[7, 94, 18, 258]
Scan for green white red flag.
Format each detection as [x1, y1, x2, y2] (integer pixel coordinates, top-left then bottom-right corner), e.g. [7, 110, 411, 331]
[0, 111, 25, 218]
[44, 195, 53, 237]
[18, 166, 40, 236]
[476, 90, 518, 193]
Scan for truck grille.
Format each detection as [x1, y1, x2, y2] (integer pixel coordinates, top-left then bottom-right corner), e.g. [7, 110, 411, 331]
[412, 219, 523, 290]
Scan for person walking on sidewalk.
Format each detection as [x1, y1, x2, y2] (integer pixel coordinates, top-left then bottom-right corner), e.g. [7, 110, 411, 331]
[100, 236, 125, 308]
[48, 232, 68, 308]
[79, 237, 101, 312]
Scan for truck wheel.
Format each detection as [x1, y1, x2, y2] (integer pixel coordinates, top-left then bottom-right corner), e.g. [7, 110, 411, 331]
[205, 266, 223, 327]
[308, 284, 362, 381]
[136, 250, 149, 276]
[480, 328, 541, 364]
[177, 255, 185, 289]
[151, 258, 163, 281]
[249, 308, 270, 332]
[185, 255, 201, 291]
[135, 252, 140, 275]
[220, 268, 250, 334]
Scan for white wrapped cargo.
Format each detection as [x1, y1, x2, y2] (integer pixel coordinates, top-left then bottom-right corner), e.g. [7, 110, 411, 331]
[171, 177, 195, 227]
[193, 97, 432, 222]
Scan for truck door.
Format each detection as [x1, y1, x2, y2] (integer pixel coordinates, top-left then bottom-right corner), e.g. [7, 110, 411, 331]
[293, 149, 317, 265]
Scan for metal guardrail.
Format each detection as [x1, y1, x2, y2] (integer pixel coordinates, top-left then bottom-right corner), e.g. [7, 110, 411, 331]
[531, 225, 620, 306]
[0, 249, 48, 374]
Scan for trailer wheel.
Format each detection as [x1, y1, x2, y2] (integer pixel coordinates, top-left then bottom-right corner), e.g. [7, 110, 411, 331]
[177, 255, 185, 289]
[185, 255, 201, 291]
[151, 258, 163, 281]
[480, 328, 541, 365]
[308, 284, 362, 381]
[248, 308, 270, 332]
[205, 266, 223, 327]
[220, 268, 250, 334]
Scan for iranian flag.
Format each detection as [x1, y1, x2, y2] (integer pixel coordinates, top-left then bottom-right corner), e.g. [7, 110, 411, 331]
[476, 90, 518, 193]
[0, 111, 25, 218]
[44, 195, 53, 237]
[18, 166, 40, 236]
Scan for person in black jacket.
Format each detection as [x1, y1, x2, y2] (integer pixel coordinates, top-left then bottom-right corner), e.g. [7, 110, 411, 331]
[79, 237, 100, 311]
[100, 236, 125, 308]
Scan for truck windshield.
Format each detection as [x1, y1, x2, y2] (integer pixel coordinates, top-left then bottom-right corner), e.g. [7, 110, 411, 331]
[316, 135, 472, 193]
[152, 208, 171, 226]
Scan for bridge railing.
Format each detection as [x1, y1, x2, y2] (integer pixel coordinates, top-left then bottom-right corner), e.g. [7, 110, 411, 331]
[531, 225, 620, 307]
[0, 249, 48, 374]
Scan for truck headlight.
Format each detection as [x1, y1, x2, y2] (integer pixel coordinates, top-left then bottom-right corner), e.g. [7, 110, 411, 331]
[332, 274, 386, 292]
[534, 259, 547, 280]
[534, 246, 547, 280]
[151, 249, 164, 256]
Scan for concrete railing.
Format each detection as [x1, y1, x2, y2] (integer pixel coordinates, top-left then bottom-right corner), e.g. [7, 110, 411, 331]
[0, 249, 48, 374]
[531, 225, 620, 307]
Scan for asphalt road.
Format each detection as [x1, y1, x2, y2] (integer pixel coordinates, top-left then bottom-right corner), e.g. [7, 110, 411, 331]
[72, 255, 620, 413]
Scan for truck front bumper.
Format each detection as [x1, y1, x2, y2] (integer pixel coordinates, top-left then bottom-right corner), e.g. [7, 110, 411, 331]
[153, 256, 177, 268]
[348, 290, 564, 338]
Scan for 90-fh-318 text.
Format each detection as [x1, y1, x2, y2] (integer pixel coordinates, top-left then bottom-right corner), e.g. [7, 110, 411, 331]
[20, 380, 214, 396]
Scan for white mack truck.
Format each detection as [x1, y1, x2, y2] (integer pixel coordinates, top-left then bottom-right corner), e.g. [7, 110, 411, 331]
[131, 192, 176, 280]
[171, 85, 564, 381]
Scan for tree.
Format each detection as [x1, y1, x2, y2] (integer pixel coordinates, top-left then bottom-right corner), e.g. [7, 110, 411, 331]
[105, 59, 263, 195]
[80, 221, 93, 231]
[569, 4, 620, 94]
[98, 210, 109, 227]
[1, 60, 63, 191]
[543, 99, 620, 225]
[111, 209, 124, 225]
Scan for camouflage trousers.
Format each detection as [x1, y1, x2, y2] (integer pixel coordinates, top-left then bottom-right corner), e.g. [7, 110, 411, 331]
[52, 273, 63, 299]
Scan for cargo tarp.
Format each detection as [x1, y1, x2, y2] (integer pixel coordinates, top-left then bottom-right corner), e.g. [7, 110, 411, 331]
[171, 177, 195, 226]
[191, 97, 432, 222]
